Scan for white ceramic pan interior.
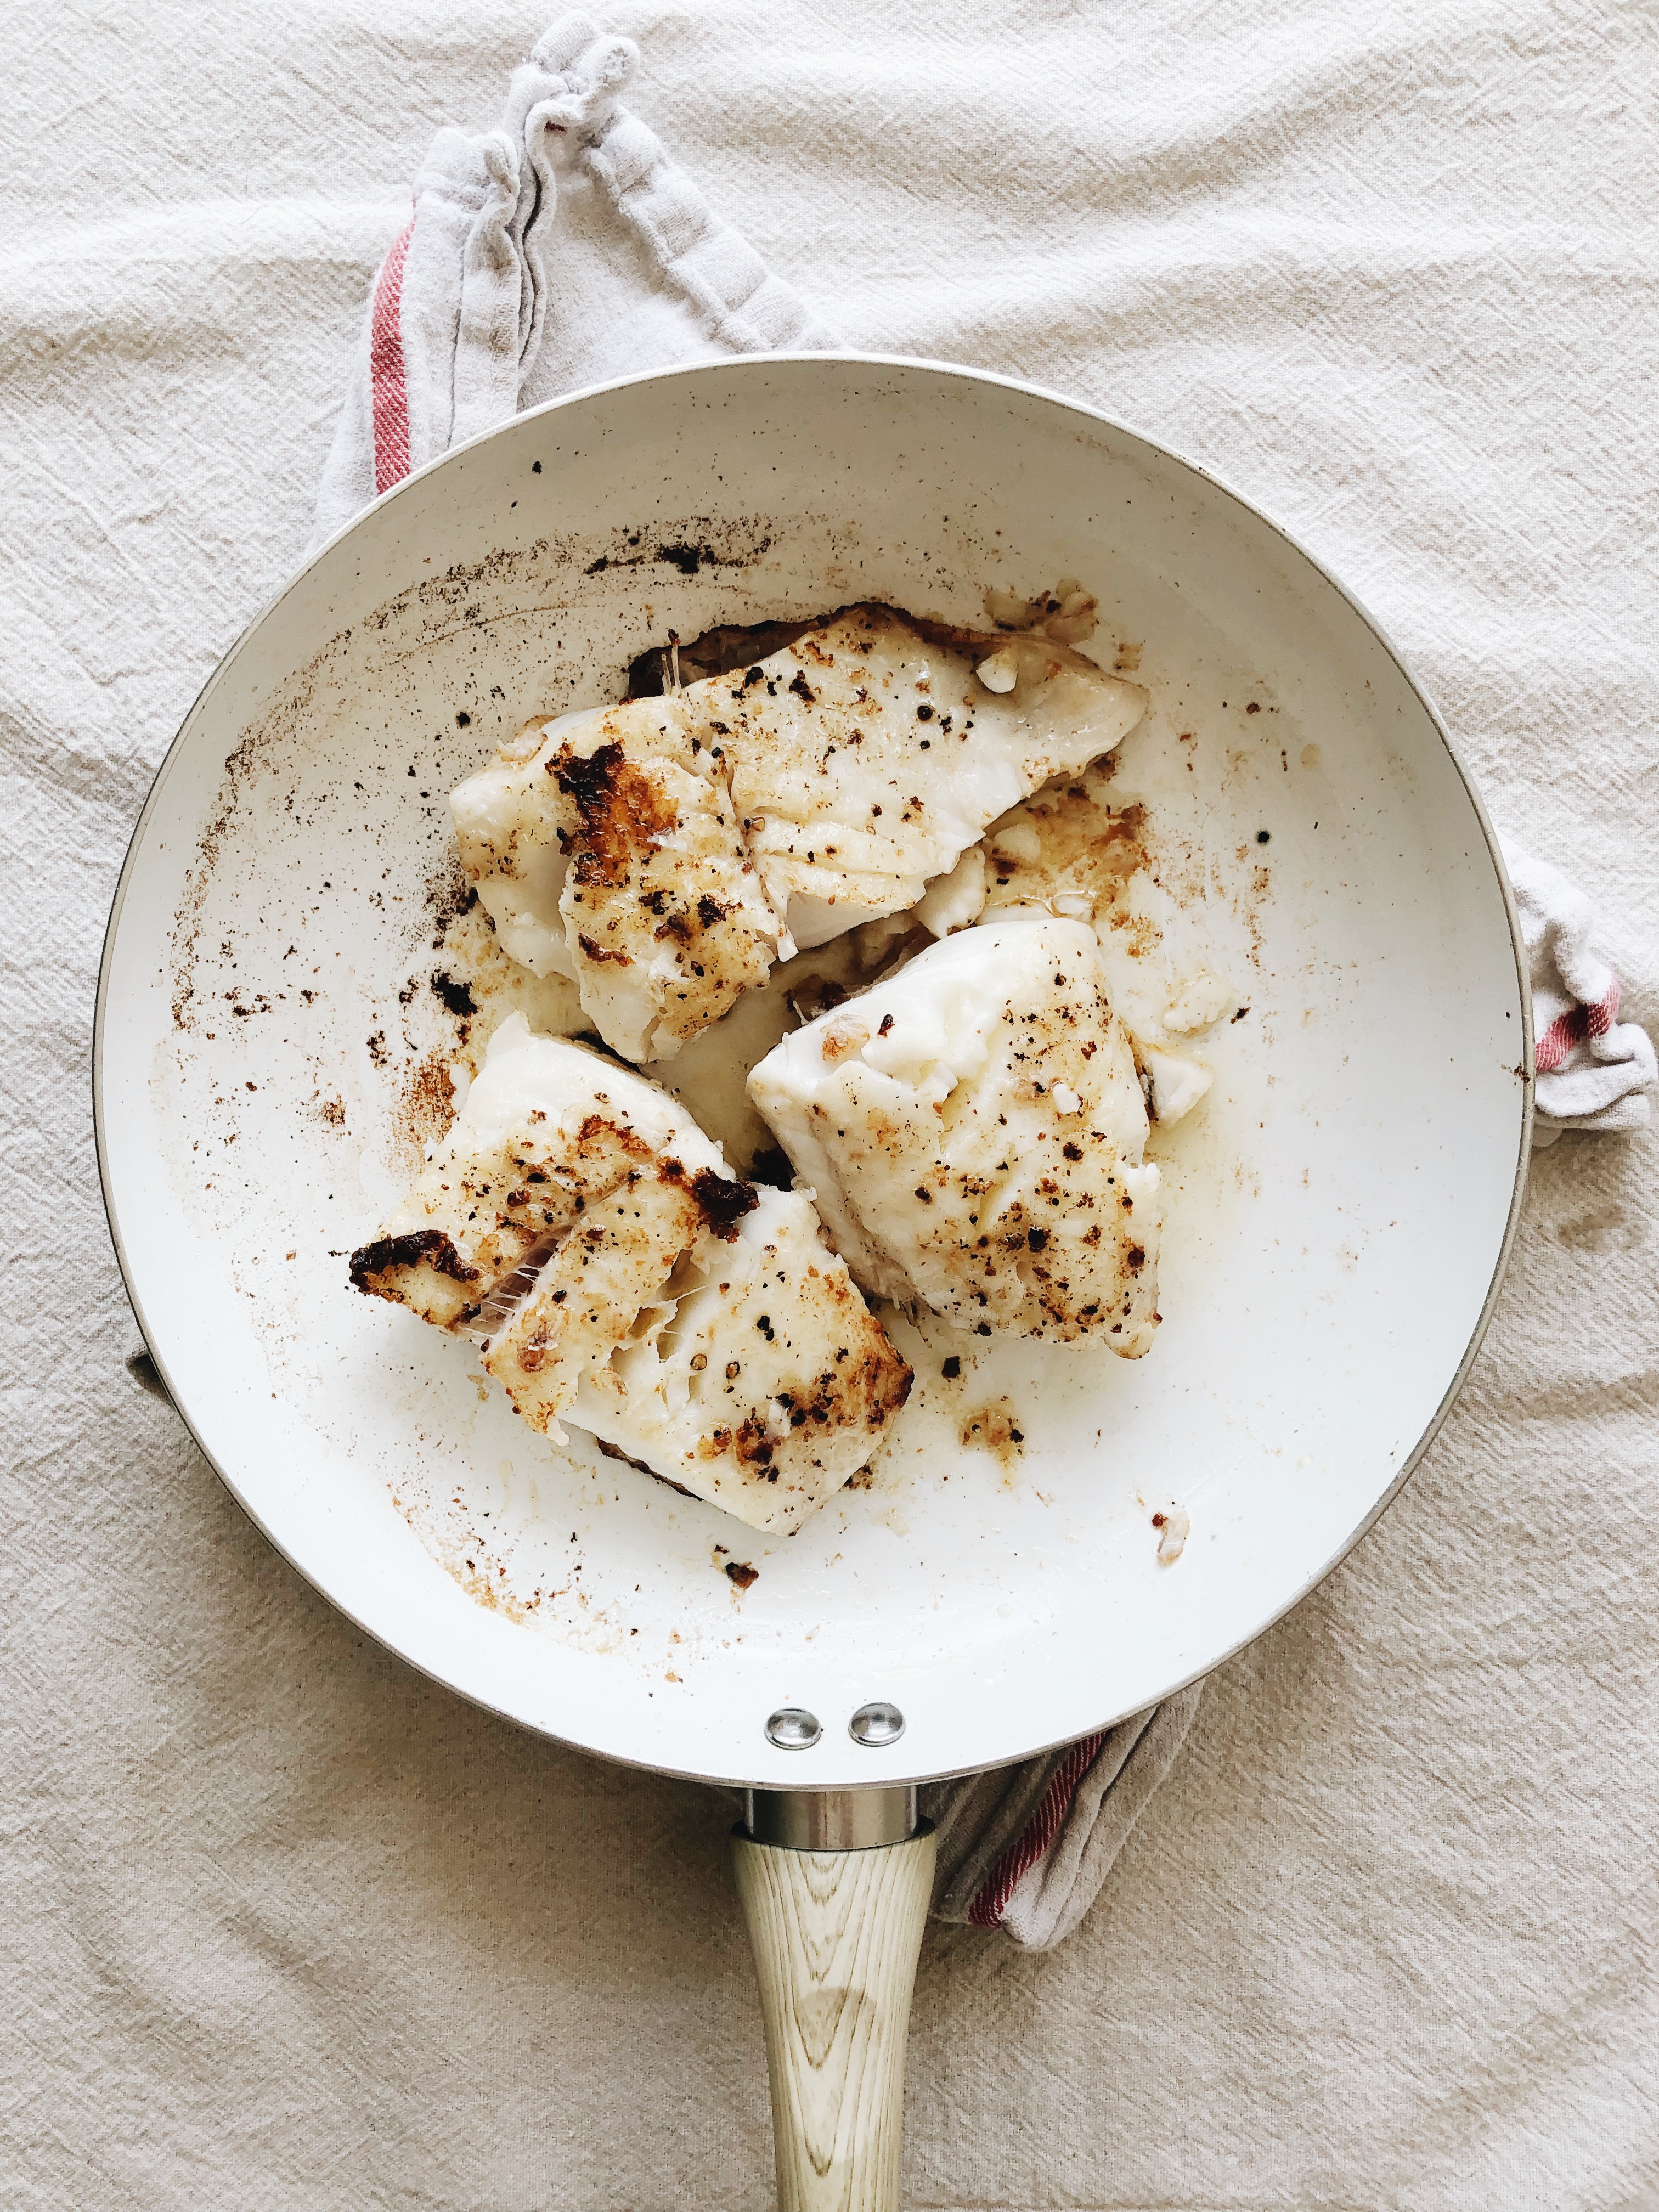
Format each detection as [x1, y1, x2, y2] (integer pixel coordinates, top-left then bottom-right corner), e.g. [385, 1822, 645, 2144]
[96, 356, 1530, 1791]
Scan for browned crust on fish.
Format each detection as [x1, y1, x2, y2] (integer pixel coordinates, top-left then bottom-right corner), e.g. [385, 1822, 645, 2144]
[348, 1228, 485, 1330]
[627, 603, 1113, 698]
[657, 1157, 759, 1242]
[349, 1228, 481, 1294]
[551, 740, 681, 890]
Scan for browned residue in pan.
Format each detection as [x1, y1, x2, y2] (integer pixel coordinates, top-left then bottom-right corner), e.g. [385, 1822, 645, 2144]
[392, 1047, 458, 1170]
[961, 1398, 1026, 1471]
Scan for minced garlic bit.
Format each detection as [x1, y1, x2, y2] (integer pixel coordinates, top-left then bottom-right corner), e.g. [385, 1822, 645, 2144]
[1154, 1505, 1190, 1565]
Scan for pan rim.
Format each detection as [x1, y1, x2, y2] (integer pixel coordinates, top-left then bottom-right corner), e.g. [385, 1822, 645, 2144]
[93, 349, 1534, 1788]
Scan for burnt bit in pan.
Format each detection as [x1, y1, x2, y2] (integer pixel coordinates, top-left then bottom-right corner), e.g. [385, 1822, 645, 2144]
[625, 618, 820, 699]
[430, 969, 477, 1019]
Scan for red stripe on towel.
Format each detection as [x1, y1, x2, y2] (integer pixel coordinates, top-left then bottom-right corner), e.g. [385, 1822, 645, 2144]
[968, 1731, 1105, 1928]
[370, 218, 415, 495]
[1536, 980, 1620, 1074]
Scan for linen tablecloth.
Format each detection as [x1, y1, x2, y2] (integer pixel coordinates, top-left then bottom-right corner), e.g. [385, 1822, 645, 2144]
[4, 3, 1656, 2204]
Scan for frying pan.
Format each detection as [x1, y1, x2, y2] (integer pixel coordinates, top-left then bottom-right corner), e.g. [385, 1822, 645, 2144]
[95, 355, 1531, 2206]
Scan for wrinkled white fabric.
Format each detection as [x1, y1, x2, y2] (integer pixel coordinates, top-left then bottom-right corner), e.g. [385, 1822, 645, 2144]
[5, 2, 1659, 2205]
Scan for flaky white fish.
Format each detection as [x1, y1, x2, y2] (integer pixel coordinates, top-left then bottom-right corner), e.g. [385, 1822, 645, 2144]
[449, 606, 1147, 1064]
[704, 606, 1148, 950]
[348, 1013, 735, 1337]
[978, 754, 1228, 1127]
[747, 915, 1161, 1352]
[449, 700, 789, 1062]
[348, 1014, 909, 1531]
[571, 1187, 912, 1533]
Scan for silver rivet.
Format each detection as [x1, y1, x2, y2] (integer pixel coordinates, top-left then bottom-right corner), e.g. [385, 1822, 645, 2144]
[765, 1706, 821, 1750]
[849, 1700, 905, 1748]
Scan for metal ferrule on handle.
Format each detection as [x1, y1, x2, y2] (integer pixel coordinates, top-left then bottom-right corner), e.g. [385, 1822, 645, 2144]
[742, 1786, 918, 1852]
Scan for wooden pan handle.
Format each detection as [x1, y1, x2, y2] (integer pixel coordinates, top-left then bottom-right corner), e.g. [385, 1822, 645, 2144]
[731, 1814, 935, 2212]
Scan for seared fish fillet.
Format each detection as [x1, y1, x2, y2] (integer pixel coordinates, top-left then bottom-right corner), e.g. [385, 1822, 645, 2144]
[707, 606, 1147, 951]
[348, 1013, 735, 1334]
[747, 915, 1161, 1353]
[571, 1187, 912, 1532]
[348, 1014, 909, 1531]
[449, 607, 1147, 1062]
[979, 764, 1220, 1128]
[450, 699, 789, 1062]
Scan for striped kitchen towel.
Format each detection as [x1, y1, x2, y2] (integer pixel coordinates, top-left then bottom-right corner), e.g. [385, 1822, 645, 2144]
[923, 1692, 1204, 1946]
[308, 14, 836, 555]
[1503, 837, 1655, 1139]
[305, 12, 1652, 1949]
